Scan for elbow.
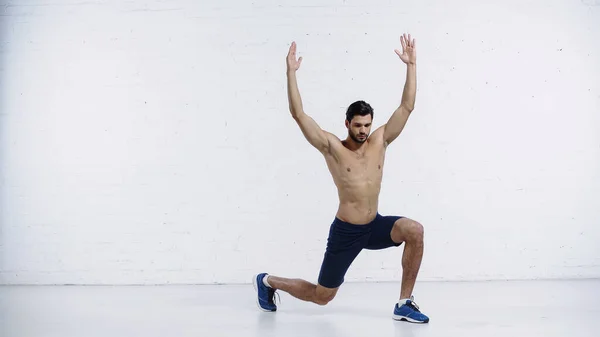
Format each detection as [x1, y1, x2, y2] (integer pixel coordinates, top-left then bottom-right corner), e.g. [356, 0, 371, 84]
[290, 109, 305, 121]
[400, 104, 414, 114]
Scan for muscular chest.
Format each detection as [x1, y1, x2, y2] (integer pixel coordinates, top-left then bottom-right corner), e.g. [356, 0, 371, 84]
[339, 151, 384, 178]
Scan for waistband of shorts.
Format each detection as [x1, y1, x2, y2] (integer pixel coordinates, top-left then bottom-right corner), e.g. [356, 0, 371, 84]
[333, 213, 381, 227]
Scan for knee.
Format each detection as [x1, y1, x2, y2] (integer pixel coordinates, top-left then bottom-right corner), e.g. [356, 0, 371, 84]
[314, 291, 336, 306]
[411, 221, 424, 243]
[397, 219, 424, 244]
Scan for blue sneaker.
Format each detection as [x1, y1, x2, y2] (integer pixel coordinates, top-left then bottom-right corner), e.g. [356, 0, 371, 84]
[252, 273, 278, 312]
[393, 296, 429, 323]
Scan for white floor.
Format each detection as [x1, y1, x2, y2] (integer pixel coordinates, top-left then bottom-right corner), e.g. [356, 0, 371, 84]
[1, 279, 599, 337]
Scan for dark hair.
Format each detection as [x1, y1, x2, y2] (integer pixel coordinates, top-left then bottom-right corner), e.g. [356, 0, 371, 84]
[346, 100, 374, 122]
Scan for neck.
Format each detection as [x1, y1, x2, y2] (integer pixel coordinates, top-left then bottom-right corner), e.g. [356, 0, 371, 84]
[343, 137, 366, 152]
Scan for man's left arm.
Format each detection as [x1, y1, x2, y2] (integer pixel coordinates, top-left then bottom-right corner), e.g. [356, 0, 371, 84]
[382, 34, 417, 147]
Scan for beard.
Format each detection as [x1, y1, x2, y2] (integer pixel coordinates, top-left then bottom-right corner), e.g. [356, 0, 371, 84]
[349, 131, 368, 143]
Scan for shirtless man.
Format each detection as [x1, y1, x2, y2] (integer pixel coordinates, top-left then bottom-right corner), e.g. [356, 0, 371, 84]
[253, 34, 429, 323]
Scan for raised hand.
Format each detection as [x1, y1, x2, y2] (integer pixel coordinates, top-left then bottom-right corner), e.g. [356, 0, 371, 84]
[286, 41, 303, 73]
[394, 33, 416, 65]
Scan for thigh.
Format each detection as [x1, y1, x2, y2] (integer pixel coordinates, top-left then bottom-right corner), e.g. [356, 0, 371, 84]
[317, 218, 368, 288]
[364, 214, 404, 250]
[317, 245, 362, 289]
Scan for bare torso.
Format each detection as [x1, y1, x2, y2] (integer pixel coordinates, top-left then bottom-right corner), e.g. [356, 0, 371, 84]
[323, 129, 387, 224]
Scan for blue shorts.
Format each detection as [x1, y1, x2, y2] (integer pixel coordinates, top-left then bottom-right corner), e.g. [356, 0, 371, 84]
[317, 213, 403, 289]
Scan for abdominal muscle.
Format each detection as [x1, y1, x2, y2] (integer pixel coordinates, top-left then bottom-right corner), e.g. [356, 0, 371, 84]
[330, 166, 383, 225]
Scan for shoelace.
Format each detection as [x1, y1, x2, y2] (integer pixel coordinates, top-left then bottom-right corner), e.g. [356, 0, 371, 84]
[407, 295, 421, 312]
[268, 288, 281, 305]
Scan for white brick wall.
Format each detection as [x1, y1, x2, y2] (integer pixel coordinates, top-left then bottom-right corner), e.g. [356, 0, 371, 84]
[1, 0, 599, 285]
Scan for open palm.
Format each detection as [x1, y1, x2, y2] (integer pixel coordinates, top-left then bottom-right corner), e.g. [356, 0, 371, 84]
[394, 34, 416, 65]
[286, 41, 303, 72]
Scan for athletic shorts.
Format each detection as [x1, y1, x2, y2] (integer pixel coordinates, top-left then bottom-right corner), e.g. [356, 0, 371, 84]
[317, 213, 403, 289]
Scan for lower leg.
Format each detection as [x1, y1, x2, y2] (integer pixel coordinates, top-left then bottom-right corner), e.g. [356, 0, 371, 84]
[266, 275, 319, 303]
[392, 220, 424, 300]
[399, 238, 424, 299]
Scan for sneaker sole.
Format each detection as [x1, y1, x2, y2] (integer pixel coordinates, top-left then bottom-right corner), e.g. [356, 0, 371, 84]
[393, 314, 429, 323]
[252, 274, 275, 312]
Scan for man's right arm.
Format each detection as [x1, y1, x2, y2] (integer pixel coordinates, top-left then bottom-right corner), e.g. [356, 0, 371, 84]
[287, 71, 330, 153]
[286, 41, 330, 154]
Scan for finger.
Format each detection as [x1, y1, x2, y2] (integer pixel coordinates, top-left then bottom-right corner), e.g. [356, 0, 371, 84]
[394, 49, 402, 57]
[408, 33, 412, 45]
[412, 38, 416, 49]
[298, 56, 303, 66]
[400, 35, 406, 50]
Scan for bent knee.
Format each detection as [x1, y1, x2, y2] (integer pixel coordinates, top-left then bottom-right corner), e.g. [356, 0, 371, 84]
[394, 218, 424, 243]
[314, 287, 337, 306]
[314, 293, 336, 306]
[411, 221, 424, 239]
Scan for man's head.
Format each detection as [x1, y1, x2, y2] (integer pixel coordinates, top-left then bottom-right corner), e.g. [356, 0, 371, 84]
[345, 100, 373, 144]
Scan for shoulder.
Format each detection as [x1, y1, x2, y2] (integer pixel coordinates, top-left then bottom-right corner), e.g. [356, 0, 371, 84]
[323, 131, 341, 144]
[321, 131, 346, 157]
[368, 125, 388, 148]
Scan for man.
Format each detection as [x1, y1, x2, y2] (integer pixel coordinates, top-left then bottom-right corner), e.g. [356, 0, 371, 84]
[253, 33, 428, 323]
